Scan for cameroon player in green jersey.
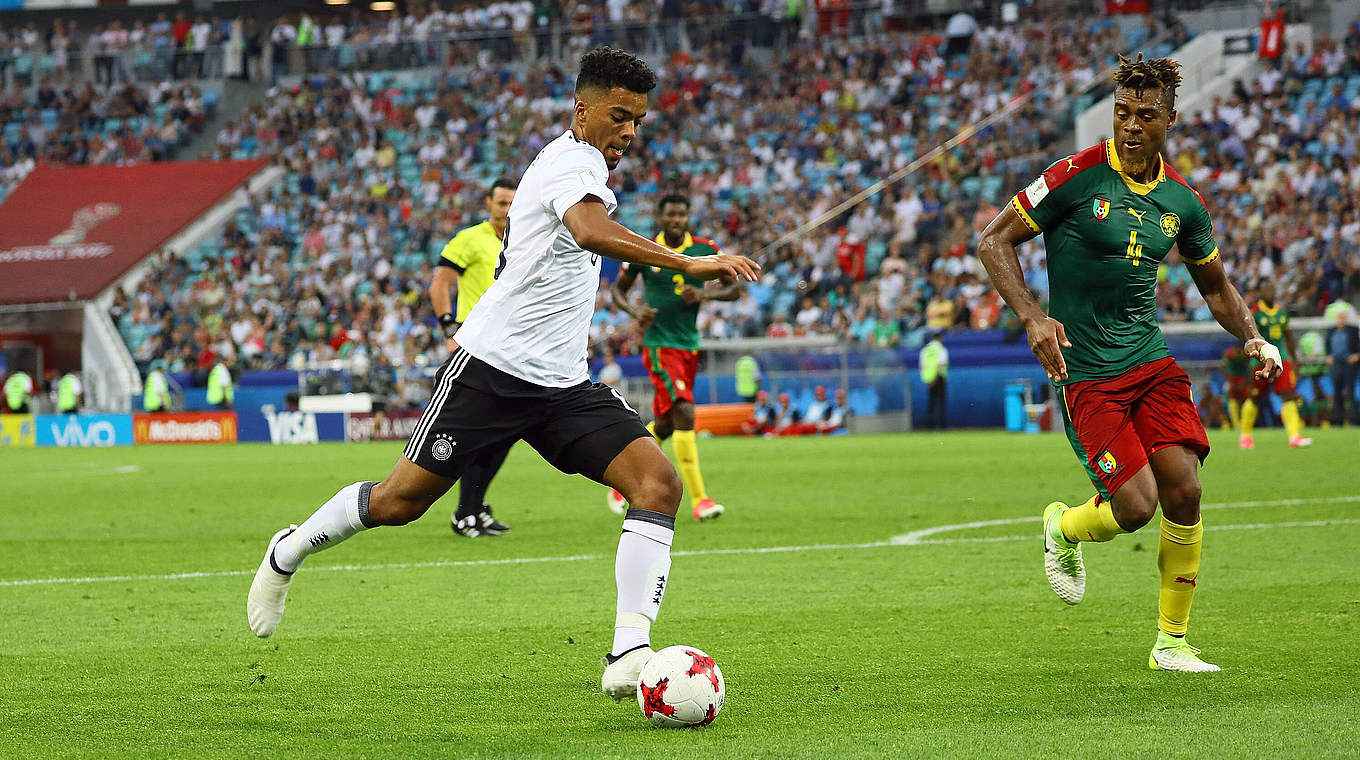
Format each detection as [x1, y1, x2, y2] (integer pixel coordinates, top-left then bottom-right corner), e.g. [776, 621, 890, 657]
[979, 54, 1283, 671]
[1239, 280, 1313, 449]
[608, 194, 742, 521]
[428, 178, 518, 538]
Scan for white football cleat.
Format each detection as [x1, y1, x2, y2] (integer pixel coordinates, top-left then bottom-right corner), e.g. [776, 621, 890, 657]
[247, 526, 296, 638]
[1289, 435, 1313, 449]
[1149, 632, 1221, 672]
[601, 645, 654, 701]
[1043, 501, 1085, 605]
[607, 488, 627, 515]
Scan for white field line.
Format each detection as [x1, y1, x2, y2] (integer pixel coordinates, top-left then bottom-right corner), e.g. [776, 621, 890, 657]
[889, 495, 1360, 546]
[2, 496, 1357, 589]
[16, 464, 141, 478]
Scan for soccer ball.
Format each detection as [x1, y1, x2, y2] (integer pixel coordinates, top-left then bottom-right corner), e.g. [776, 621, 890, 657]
[636, 645, 725, 728]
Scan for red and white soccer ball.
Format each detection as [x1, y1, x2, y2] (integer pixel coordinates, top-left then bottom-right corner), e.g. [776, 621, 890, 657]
[636, 645, 725, 728]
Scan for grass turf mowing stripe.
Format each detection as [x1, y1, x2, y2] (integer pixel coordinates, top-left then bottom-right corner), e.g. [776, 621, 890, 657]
[3, 495, 1356, 588]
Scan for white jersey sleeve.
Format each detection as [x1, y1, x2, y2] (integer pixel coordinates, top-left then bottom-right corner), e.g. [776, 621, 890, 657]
[456, 131, 617, 388]
[545, 162, 617, 222]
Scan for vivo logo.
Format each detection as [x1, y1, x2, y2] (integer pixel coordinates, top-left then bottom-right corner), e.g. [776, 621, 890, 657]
[51, 417, 117, 447]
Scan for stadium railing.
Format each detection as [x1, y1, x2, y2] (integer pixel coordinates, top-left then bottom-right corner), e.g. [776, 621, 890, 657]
[80, 302, 142, 414]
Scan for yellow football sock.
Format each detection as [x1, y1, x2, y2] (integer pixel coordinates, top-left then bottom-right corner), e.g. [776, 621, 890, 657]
[1281, 400, 1303, 439]
[1228, 398, 1242, 430]
[1157, 516, 1203, 636]
[1059, 494, 1126, 543]
[1240, 398, 1258, 436]
[671, 429, 708, 507]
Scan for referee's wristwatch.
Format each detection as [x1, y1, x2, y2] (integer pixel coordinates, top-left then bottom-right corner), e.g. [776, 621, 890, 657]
[438, 312, 459, 339]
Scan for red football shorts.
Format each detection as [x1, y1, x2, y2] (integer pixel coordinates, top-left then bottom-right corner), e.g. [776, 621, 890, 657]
[1057, 356, 1210, 499]
[1252, 360, 1297, 396]
[642, 346, 698, 417]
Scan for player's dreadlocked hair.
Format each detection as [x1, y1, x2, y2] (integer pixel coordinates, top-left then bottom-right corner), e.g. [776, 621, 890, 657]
[1112, 53, 1183, 108]
[576, 46, 657, 95]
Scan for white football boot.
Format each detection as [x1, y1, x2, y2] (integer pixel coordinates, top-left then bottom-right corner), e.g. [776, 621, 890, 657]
[247, 526, 296, 637]
[1149, 631, 1221, 672]
[600, 645, 654, 701]
[1043, 502, 1086, 605]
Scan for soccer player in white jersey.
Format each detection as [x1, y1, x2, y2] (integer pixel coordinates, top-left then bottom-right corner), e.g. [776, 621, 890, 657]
[246, 47, 761, 700]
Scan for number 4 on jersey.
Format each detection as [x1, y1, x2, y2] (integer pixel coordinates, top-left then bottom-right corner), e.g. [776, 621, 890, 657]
[1125, 229, 1143, 267]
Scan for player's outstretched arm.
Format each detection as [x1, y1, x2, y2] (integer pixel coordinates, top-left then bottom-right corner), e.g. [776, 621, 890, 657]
[1186, 255, 1281, 382]
[977, 203, 1071, 382]
[564, 198, 761, 282]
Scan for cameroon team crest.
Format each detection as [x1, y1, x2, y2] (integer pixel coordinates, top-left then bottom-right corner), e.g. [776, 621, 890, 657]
[1160, 212, 1180, 238]
[1097, 451, 1119, 475]
[1092, 196, 1111, 221]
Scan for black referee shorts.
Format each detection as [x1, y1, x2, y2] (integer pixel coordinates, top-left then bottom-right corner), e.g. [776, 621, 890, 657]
[403, 348, 652, 484]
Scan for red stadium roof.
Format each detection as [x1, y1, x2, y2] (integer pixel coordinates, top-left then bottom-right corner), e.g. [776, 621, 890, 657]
[0, 159, 267, 306]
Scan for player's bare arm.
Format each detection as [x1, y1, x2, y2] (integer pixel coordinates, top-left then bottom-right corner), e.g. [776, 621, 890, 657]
[1185, 255, 1280, 382]
[610, 265, 656, 330]
[428, 265, 460, 348]
[684, 278, 743, 305]
[563, 198, 761, 283]
[978, 202, 1072, 382]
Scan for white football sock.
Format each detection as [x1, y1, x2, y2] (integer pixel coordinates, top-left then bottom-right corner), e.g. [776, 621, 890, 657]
[612, 508, 674, 656]
[272, 481, 376, 573]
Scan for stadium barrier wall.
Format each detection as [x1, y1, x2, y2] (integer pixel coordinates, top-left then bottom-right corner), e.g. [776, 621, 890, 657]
[34, 414, 134, 448]
[0, 413, 35, 447]
[237, 410, 346, 445]
[345, 410, 424, 442]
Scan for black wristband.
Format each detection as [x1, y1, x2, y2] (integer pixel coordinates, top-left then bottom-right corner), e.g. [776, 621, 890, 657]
[438, 313, 458, 338]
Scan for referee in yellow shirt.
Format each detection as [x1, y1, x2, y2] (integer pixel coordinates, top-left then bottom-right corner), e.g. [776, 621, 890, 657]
[428, 178, 517, 538]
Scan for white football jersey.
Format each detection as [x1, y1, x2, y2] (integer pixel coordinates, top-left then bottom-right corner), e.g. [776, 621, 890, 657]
[456, 131, 618, 387]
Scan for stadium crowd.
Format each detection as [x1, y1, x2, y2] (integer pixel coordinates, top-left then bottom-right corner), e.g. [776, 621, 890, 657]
[111, 7, 1142, 381]
[54, 7, 1355, 422]
[1159, 33, 1360, 326]
[0, 78, 211, 192]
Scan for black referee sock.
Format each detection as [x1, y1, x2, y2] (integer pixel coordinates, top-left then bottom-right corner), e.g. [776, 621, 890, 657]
[456, 445, 511, 518]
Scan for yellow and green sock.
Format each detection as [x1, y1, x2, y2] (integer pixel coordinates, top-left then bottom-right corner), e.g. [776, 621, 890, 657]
[1157, 516, 1203, 636]
[1241, 398, 1259, 436]
[1280, 399, 1304, 439]
[671, 429, 708, 508]
[1059, 494, 1126, 543]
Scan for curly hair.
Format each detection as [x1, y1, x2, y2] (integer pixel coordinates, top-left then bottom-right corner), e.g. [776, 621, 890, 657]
[576, 46, 657, 95]
[1112, 52, 1183, 108]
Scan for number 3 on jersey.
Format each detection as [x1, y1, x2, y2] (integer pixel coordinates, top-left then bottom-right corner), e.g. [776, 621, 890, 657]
[672, 273, 685, 295]
[1125, 229, 1143, 267]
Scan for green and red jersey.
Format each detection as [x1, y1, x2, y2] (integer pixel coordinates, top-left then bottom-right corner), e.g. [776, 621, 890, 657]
[625, 232, 721, 351]
[1011, 139, 1220, 385]
[1252, 300, 1292, 362]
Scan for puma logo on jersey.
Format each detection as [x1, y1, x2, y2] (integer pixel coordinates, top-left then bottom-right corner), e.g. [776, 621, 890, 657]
[1064, 157, 1079, 173]
[1126, 208, 1147, 225]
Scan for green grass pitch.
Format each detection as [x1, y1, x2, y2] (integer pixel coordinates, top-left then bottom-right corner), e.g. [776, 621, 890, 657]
[4, 429, 1359, 758]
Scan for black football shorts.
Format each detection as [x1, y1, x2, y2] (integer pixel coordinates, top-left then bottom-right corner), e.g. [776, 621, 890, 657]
[403, 347, 651, 484]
